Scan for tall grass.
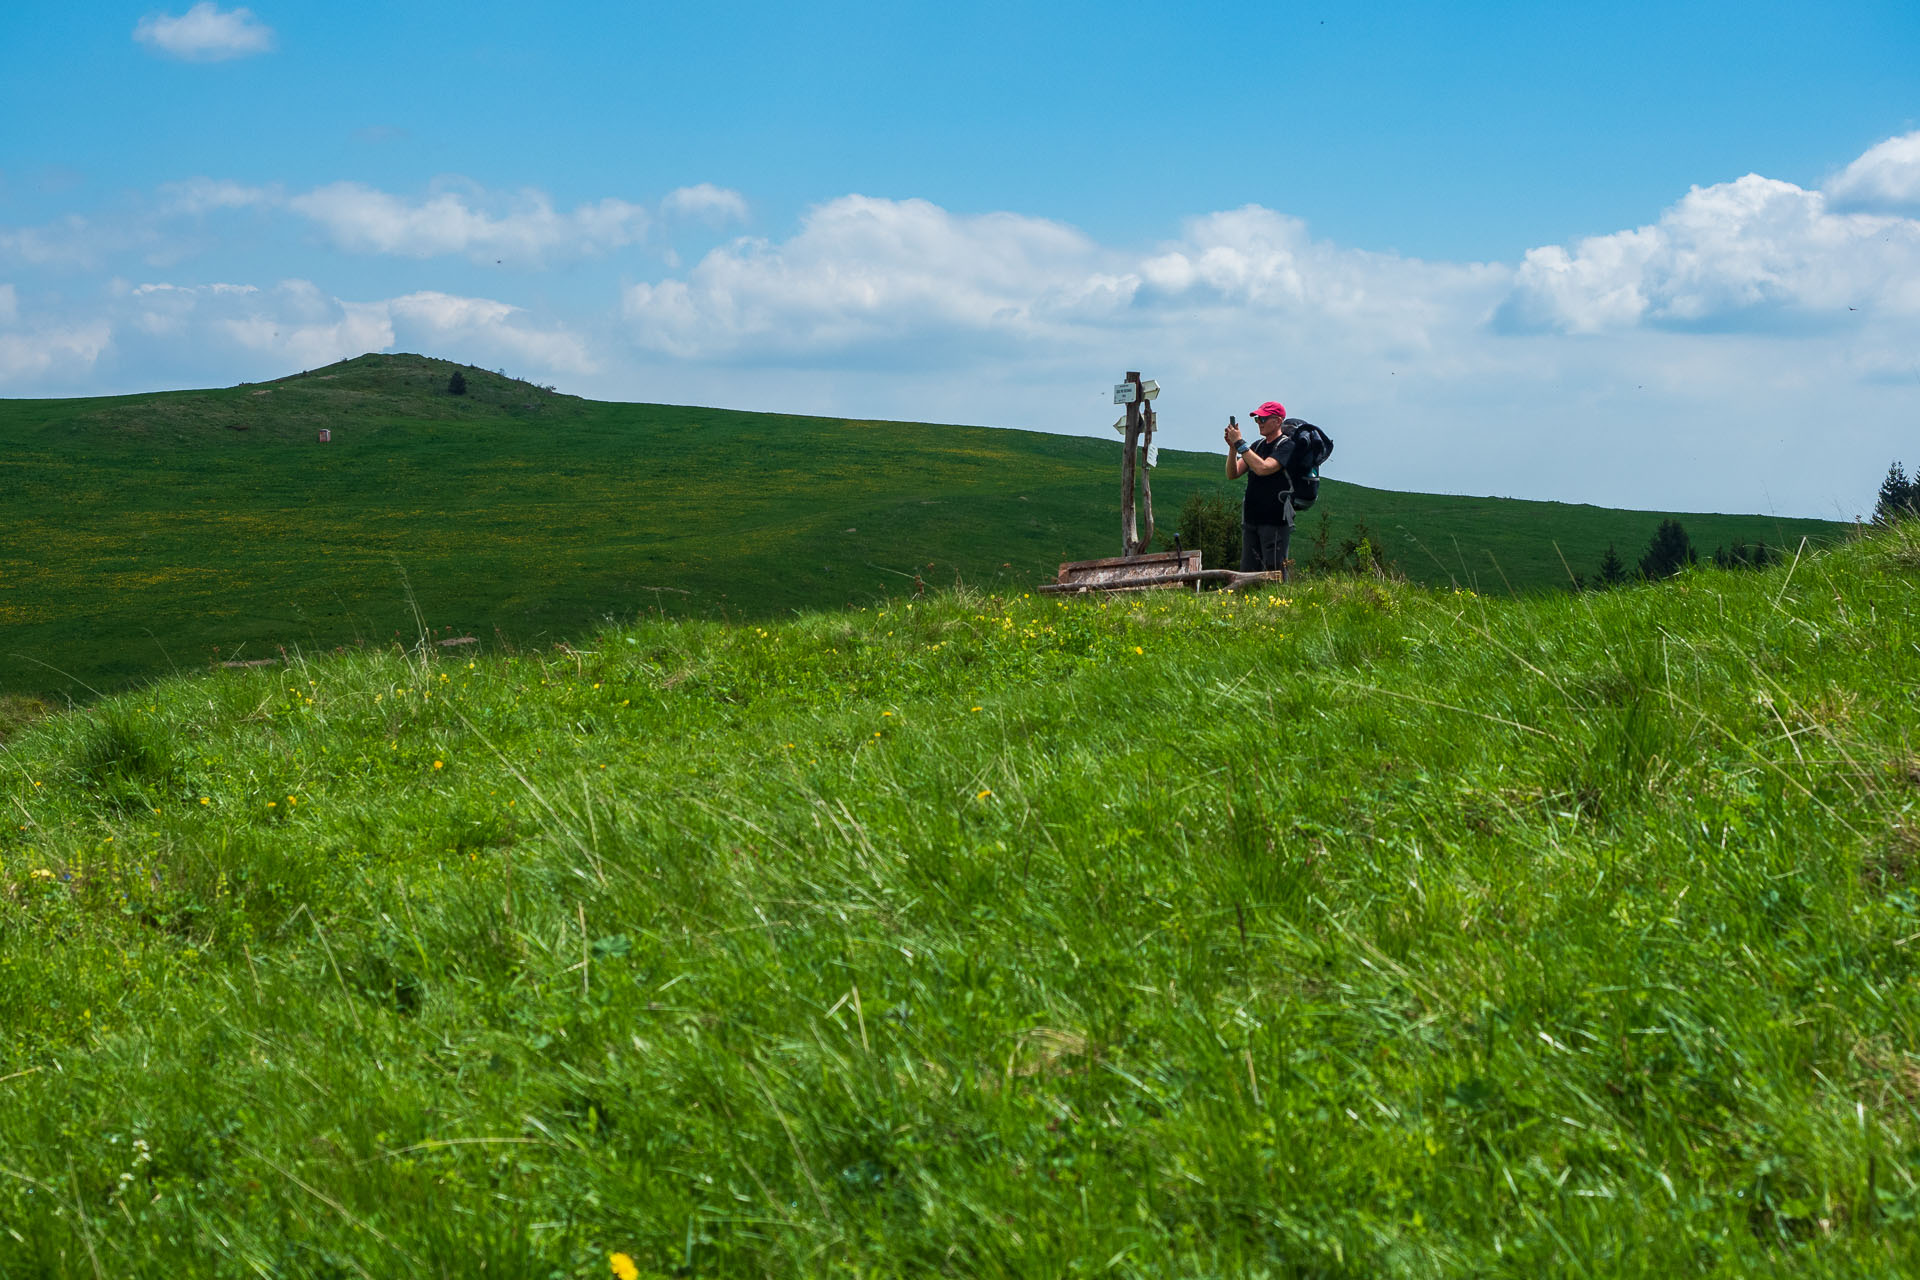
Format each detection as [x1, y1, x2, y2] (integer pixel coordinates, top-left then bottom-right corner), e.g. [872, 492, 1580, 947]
[0, 526, 1916, 1276]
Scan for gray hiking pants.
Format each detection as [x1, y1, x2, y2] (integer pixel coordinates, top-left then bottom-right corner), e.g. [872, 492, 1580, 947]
[1241, 521, 1292, 576]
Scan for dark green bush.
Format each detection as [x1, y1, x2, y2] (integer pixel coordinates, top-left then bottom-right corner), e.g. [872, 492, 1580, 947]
[1165, 489, 1239, 571]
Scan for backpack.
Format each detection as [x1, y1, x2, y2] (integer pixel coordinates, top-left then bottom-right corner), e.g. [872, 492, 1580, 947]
[1281, 419, 1334, 512]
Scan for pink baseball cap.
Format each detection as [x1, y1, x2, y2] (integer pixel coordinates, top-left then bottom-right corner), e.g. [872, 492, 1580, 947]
[1251, 400, 1286, 420]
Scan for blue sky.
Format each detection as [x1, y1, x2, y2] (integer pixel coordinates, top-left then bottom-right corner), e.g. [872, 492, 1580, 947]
[3, 0, 1917, 517]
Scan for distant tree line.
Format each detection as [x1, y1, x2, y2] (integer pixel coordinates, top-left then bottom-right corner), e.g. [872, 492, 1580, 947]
[1584, 518, 1790, 590]
[1586, 455, 1914, 589]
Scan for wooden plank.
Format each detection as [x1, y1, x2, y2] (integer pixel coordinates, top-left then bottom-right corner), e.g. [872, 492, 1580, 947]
[1039, 566, 1285, 594]
[1053, 550, 1203, 592]
[1057, 549, 1190, 574]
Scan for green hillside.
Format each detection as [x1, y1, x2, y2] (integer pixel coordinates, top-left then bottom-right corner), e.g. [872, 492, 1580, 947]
[1, 525, 1915, 1275]
[0, 353, 1841, 698]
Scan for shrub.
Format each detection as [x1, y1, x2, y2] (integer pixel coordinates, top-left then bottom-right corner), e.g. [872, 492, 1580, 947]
[1302, 515, 1396, 578]
[1166, 489, 1240, 571]
[448, 370, 467, 396]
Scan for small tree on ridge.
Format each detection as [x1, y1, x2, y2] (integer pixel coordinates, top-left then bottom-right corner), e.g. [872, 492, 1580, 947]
[1595, 543, 1629, 587]
[1639, 518, 1696, 580]
[1877, 461, 1915, 524]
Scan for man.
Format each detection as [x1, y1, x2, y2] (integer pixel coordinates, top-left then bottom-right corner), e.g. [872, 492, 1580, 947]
[1224, 400, 1297, 579]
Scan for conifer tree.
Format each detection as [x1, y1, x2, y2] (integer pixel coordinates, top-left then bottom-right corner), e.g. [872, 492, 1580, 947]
[1638, 519, 1696, 580]
[448, 370, 468, 396]
[1876, 461, 1914, 524]
[1596, 543, 1628, 587]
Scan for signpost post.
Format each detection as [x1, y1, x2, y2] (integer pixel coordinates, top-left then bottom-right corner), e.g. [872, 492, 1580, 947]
[1116, 370, 1156, 557]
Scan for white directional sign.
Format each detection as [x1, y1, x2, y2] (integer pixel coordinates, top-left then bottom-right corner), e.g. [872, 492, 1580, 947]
[1113, 382, 1137, 404]
[1111, 414, 1129, 436]
[1139, 379, 1160, 401]
[1146, 442, 1160, 468]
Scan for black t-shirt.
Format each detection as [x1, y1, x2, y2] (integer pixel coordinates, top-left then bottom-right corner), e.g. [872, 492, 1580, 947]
[1243, 432, 1297, 526]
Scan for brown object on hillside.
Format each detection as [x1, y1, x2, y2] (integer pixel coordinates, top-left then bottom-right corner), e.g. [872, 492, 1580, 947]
[1041, 550, 1290, 594]
[1045, 549, 1203, 594]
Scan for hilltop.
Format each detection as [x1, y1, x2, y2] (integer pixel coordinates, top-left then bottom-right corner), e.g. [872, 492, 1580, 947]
[1, 354, 1844, 698]
[0, 522, 1915, 1274]
[9, 353, 587, 443]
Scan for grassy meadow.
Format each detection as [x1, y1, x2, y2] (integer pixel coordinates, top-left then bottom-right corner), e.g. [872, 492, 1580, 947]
[0, 353, 1842, 699]
[1, 516, 1917, 1275]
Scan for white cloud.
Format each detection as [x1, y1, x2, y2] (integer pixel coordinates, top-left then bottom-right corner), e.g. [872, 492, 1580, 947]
[661, 184, 749, 225]
[624, 195, 1111, 359]
[1140, 206, 1507, 345]
[0, 323, 110, 383]
[0, 214, 150, 271]
[286, 182, 650, 263]
[5, 178, 674, 275]
[70, 279, 595, 383]
[1826, 130, 1920, 213]
[1499, 173, 1920, 333]
[197, 280, 392, 369]
[387, 290, 595, 374]
[133, 4, 275, 62]
[159, 177, 276, 214]
[128, 280, 258, 336]
[621, 194, 1508, 368]
[386, 291, 516, 330]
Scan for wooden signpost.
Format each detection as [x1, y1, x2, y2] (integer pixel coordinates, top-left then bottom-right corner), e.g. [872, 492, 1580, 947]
[1116, 370, 1156, 557]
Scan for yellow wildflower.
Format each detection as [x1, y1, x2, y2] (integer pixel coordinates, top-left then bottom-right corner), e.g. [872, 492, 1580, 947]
[610, 1254, 640, 1280]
